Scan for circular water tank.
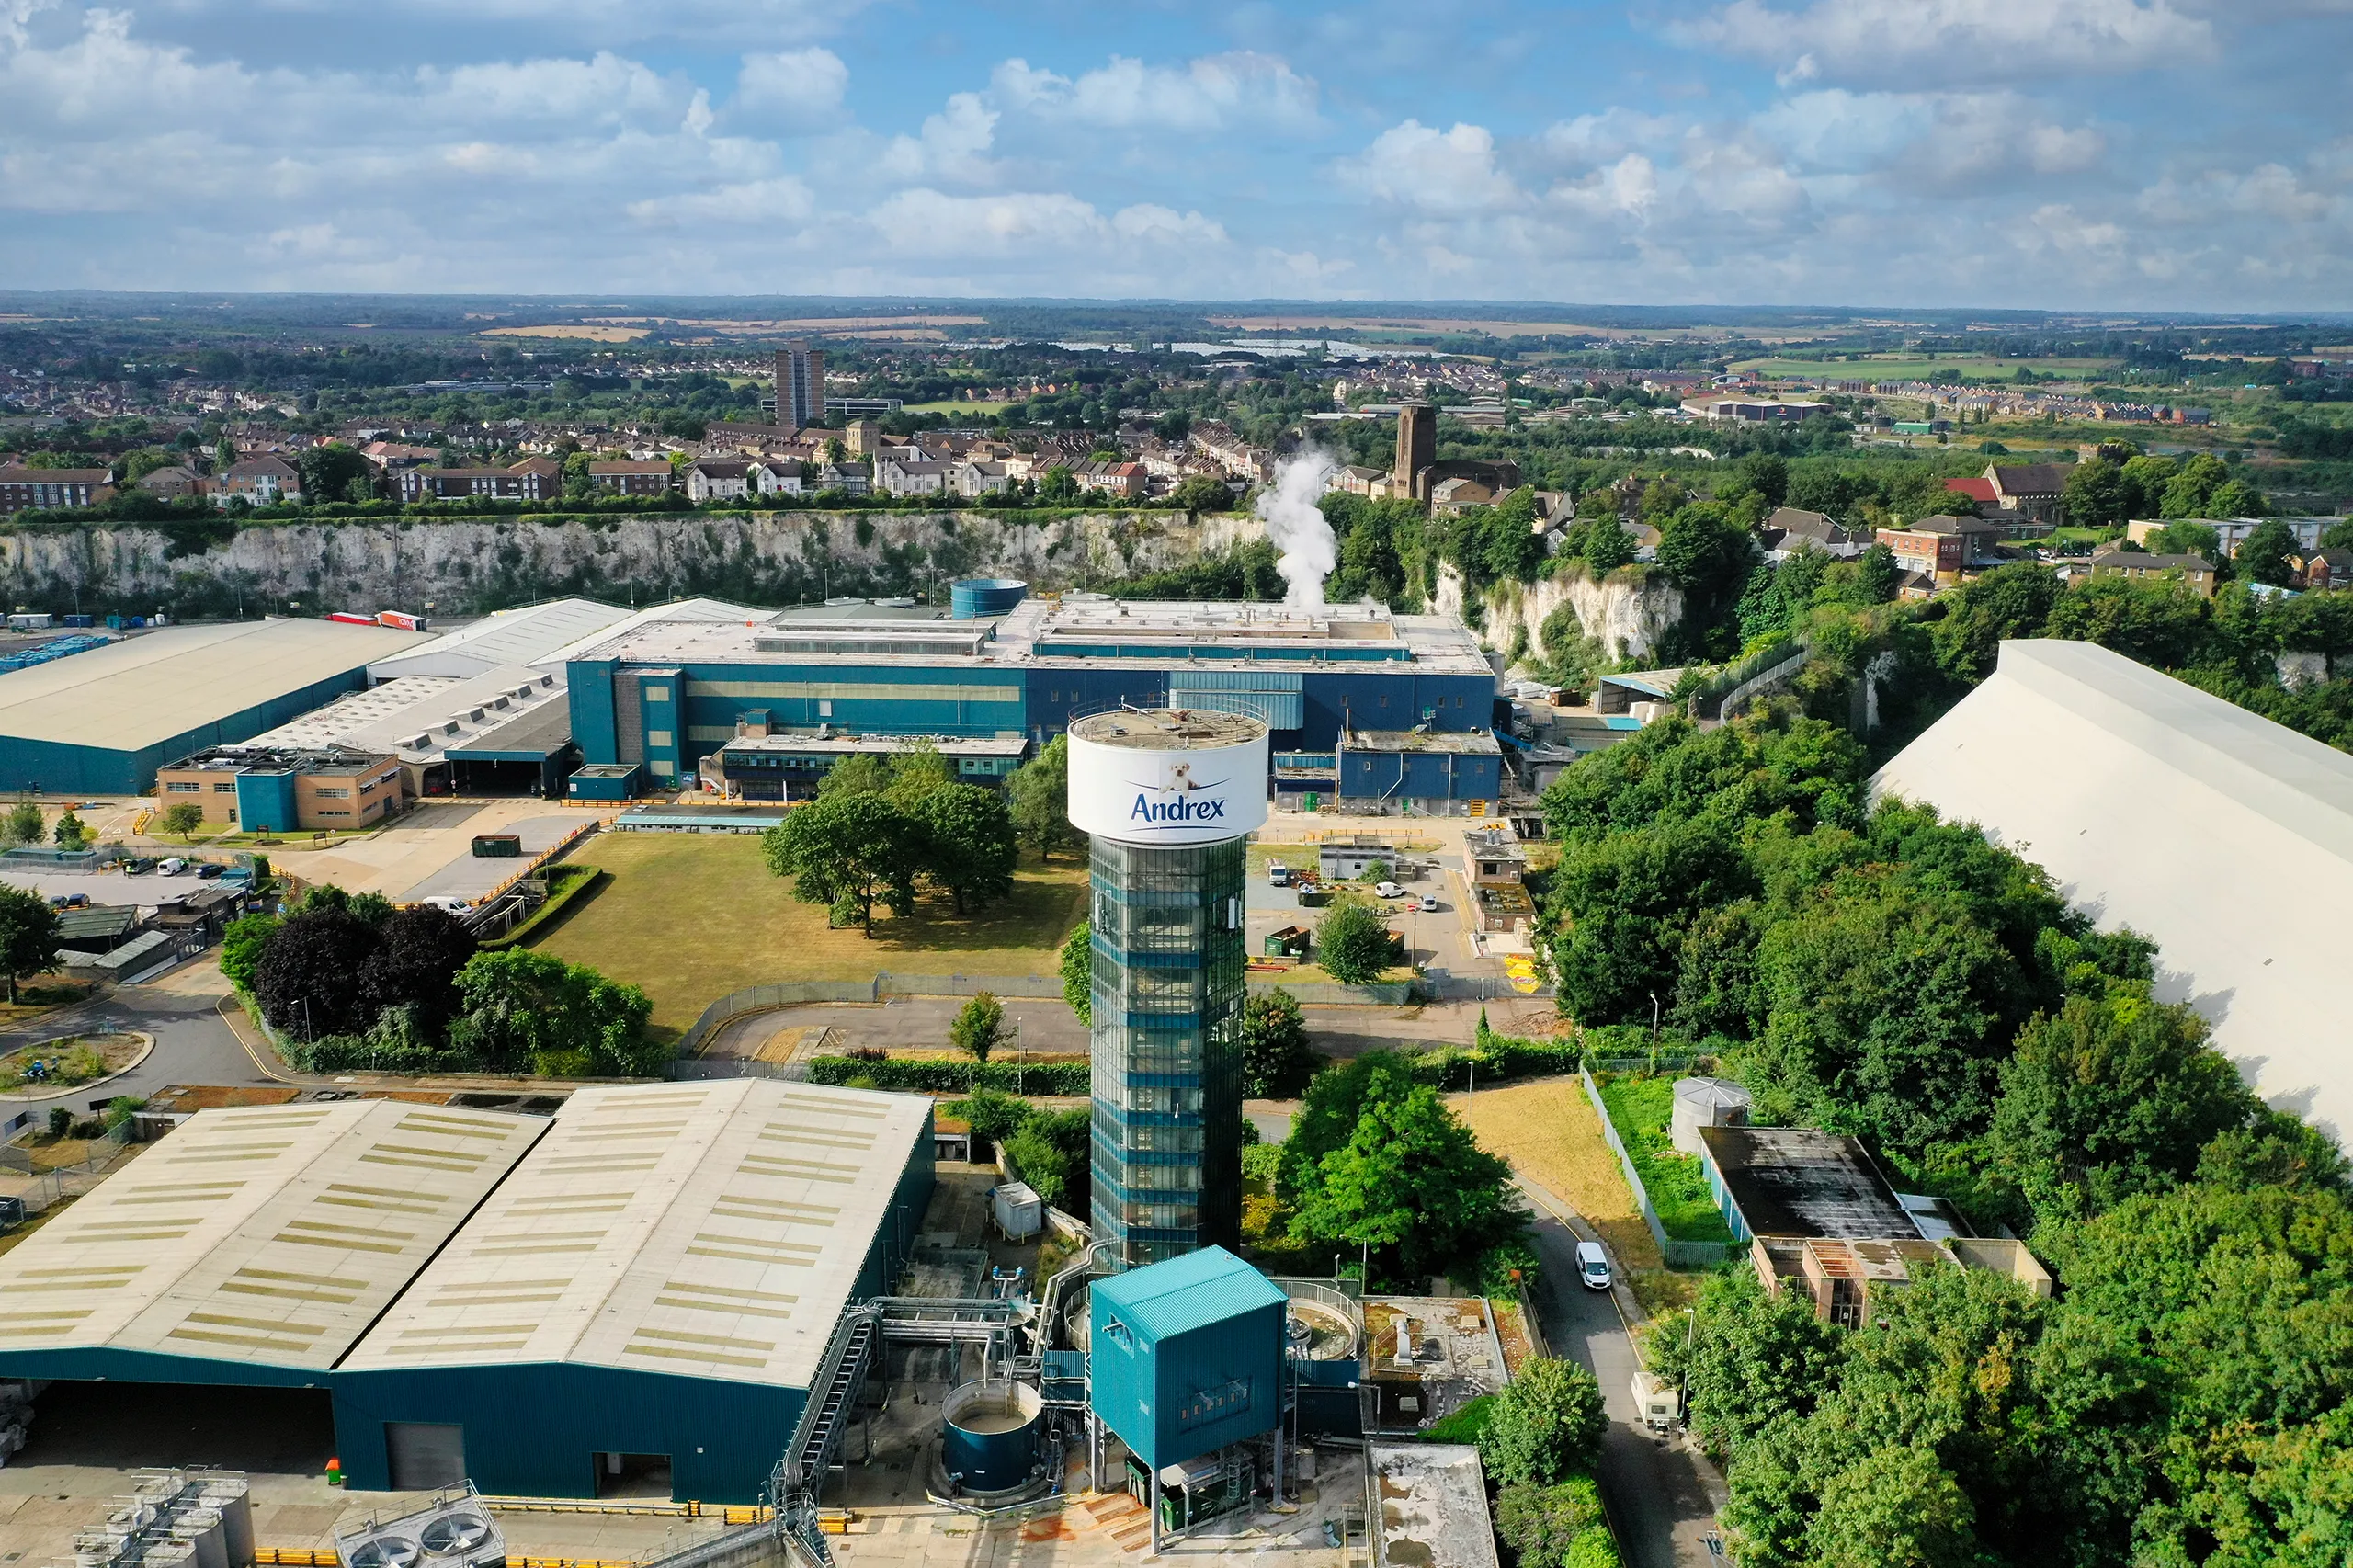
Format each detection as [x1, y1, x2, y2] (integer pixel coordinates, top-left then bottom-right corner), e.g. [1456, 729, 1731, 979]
[941, 1378, 1044, 1494]
[1671, 1077, 1752, 1154]
[951, 578, 1029, 619]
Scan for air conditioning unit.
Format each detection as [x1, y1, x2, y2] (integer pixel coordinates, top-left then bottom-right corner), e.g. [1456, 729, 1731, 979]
[336, 1487, 506, 1568]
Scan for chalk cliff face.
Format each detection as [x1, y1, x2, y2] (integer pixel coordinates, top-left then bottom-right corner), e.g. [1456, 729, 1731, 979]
[1438, 563, 1687, 666]
[0, 510, 1265, 618]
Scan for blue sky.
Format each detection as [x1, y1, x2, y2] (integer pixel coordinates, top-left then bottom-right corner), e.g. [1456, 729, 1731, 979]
[5, 0, 2350, 309]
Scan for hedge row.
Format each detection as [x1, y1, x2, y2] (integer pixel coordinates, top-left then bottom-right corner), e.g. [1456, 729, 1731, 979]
[477, 865, 605, 951]
[806, 1056, 1091, 1095]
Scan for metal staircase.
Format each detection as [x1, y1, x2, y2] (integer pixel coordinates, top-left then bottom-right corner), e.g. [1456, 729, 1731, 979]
[772, 1306, 881, 1567]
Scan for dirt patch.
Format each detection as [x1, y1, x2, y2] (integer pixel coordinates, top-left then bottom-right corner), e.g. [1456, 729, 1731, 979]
[1453, 1079, 1664, 1271]
[1491, 1299, 1537, 1374]
[0, 1031, 144, 1093]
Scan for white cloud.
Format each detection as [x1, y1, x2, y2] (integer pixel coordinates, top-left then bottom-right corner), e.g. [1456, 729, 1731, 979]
[1677, 0, 2212, 82]
[2140, 163, 2336, 223]
[880, 92, 998, 183]
[1753, 89, 2108, 185]
[1343, 121, 1521, 215]
[862, 188, 1224, 260]
[1540, 108, 1680, 165]
[991, 51, 1319, 132]
[630, 176, 815, 226]
[1547, 153, 1662, 220]
[733, 48, 847, 130]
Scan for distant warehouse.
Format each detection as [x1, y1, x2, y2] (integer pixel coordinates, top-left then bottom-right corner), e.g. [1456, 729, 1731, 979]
[0, 619, 426, 795]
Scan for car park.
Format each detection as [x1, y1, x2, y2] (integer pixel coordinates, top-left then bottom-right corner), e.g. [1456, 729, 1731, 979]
[157, 858, 187, 876]
[1576, 1241, 1613, 1291]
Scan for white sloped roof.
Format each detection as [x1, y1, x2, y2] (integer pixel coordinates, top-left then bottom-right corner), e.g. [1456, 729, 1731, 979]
[340, 1080, 931, 1388]
[367, 599, 638, 681]
[0, 1100, 545, 1369]
[1872, 638, 2353, 1142]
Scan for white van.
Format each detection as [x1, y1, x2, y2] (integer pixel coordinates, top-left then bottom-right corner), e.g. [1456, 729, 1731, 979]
[1575, 1240, 1613, 1291]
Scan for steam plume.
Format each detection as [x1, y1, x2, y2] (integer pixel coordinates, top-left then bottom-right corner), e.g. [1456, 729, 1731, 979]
[1256, 449, 1338, 609]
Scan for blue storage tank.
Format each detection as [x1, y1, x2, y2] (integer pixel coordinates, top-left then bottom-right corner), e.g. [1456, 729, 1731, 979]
[941, 1378, 1044, 1493]
[951, 578, 1028, 619]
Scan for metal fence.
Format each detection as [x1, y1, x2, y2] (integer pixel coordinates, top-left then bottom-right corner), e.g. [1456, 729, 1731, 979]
[1578, 1063, 1733, 1270]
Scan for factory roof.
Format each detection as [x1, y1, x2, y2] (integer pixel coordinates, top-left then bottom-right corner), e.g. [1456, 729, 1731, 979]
[1873, 637, 2353, 1142]
[0, 620, 424, 752]
[244, 666, 568, 765]
[558, 598, 1493, 676]
[718, 733, 1028, 758]
[532, 597, 771, 669]
[366, 599, 637, 682]
[1341, 727, 1502, 754]
[1698, 1126, 1915, 1241]
[1368, 1445, 1501, 1568]
[340, 1080, 931, 1389]
[1088, 1245, 1285, 1341]
[0, 1100, 543, 1370]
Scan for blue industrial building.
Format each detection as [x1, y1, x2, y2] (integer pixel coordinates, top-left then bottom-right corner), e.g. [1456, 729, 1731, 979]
[0, 1082, 935, 1506]
[562, 597, 1501, 812]
[0, 619, 426, 796]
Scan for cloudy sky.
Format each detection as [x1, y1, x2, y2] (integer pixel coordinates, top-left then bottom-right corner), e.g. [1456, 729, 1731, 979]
[5, 0, 2350, 309]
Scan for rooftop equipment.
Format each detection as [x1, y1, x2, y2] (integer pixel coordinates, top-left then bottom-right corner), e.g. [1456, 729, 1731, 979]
[335, 1485, 506, 1568]
[991, 1182, 1043, 1242]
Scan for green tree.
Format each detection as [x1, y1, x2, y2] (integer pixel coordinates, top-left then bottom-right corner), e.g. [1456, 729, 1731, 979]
[253, 908, 378, 1040]
[1171, 473, 1232, 512]
[2233, 517, 2302, 588]
[1549, 816, 1754, 1026]
[949, 991, 1014, 1063]
[295, 442, 370, 503]
[1313, 898, 1393, 985]
[1478, 1356, 1609, 1486]
[357, 904, 478, 1036]
[214, 437, 239, 472]
[159, 801, 204, 840]
[2160, 452, 2231, 518]
[449, 948, 657, 1076]
[2, 796, 42, 847]
[763, 790, 921, 935]
[1809, 1444, 1981, 1568]
[818, 753, 895, 798]
[1989, 994, 2256, 1226]
[1654, 1267, 1843, 1459]
[1040, 465, 1080, 504]
[2063, 458, 2127, 530]
[1290, 1078, 1519, 1282]
[51, 809, 88, 850]
[1494, 1479, 1608, 1565]
[2151, 519, 2222, 560]
[1927, 562, 2063, 685]
[2208, 477, 2269, 519]
[912, 782, 1017, 915]
[0, 884, 61, 1003]
[219, 913, 279, 992]
[1240, 987, 1314, 1096]
[1006, 734, 1083, 861]
[1060, 921, 1092, 1024]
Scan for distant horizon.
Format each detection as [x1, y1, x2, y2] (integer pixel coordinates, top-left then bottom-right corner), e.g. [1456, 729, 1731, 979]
[5, 2, 2349, 310]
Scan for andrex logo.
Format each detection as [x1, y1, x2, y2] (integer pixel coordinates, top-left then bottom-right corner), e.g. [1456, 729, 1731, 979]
[1130, 792, 1228, 825]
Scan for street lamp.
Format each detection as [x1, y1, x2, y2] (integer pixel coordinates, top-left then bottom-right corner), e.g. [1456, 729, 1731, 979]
[1649, 992, 1661, 1074]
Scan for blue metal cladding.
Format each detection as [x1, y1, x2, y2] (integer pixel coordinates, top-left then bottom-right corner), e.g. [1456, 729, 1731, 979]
[568, 660, 621, 766]
[234, 769, 299, 833]
[1023, 669, 1173, 745]
[1086, 1247, 1286, 1470]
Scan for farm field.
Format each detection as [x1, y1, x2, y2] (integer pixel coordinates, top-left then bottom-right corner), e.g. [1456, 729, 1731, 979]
[1733, 355, 2120, 381]
[529, 833, 1088, 1041]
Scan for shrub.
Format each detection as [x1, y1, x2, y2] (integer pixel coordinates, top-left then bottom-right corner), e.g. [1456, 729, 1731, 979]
[47, 1106, 71, 1137]
[807, 1055, 1091, 1095]
[1480, 1357, 1608, 1486]
[1495, 1478, 1608, 1564]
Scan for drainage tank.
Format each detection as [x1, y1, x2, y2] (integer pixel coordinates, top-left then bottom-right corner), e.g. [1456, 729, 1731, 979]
[941, 1378, 1044, 1493]
[950, 578, 1028, 619]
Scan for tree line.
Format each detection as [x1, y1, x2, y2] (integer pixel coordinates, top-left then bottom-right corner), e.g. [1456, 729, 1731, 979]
[1536, 710, 2350, 1565]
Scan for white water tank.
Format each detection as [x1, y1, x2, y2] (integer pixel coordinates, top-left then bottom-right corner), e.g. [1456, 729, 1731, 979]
[198, 1477, 254, 1568]
[173, 1507, 229, 1568]
[1670, 1077, 1751, 1154]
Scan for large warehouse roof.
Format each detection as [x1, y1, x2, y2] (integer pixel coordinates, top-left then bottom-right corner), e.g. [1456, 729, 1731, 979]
[246, 665, 570, 765]
[0, 1100, 543, 1370]
[366, 598, 637, 682]
[1873, 638, 2353, 1142]
[340, 1080, 931, 1387]
[0, 619, 424, 751]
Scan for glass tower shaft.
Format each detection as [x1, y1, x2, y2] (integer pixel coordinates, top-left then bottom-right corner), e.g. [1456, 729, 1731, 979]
[1086, 836, 1247, 1267]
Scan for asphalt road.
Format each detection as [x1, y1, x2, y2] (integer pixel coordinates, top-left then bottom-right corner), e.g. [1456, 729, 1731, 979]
[0, 962, 278, 1117]
[1518, 1180, 1728, 1568]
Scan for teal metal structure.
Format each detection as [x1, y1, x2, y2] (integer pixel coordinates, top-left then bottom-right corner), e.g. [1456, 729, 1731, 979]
[1086, 1247, 1285, 1471]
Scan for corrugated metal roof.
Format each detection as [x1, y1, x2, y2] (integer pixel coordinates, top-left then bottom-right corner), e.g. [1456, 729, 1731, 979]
[367, 599, 637, 681]
[339, 1080, 930, 1389]
[0, 620, 425, 751]
[1089, 1245, 1285, 1342]
[0, 1100, 544, 1369]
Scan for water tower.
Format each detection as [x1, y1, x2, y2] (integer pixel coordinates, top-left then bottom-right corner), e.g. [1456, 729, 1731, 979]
[1067, 708, 1270, 1267]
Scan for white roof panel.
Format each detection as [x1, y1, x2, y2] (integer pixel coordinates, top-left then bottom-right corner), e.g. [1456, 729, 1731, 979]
[368, 599, 637, 681]
[0, 1100, 545, 1369]
[1872, 638, 2353, 1142]
[342, 1080, 931, 1388]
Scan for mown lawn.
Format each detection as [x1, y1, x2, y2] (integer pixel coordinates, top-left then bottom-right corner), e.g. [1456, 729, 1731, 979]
[1595, 1074, 1735, 1244]
[529, 833, 1089, 1040]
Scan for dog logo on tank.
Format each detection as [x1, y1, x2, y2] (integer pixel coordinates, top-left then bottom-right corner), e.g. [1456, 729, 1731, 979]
[1126, 759, 1232, 827]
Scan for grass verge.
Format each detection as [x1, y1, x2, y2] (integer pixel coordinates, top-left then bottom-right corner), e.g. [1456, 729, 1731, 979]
[1453, 1080, 1663, 1272]
[1593, 1075, 1734, 1244]
[477, 864, 606, 950]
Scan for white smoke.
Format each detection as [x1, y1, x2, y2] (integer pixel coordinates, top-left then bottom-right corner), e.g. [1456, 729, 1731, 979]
[1256, 449, 1339, 609]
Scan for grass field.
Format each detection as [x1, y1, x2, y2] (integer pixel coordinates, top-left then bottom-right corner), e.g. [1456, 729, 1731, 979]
[1733, 355, 2119, 381]
[1453, 1079, 1663, 1272]
[529, 834, 1089, 1040]
[905, 399, 1010, 415]
[1595, 1075, 1735, 1244]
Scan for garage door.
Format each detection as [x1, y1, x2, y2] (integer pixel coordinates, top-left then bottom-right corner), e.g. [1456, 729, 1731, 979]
[386, 1422, 467, 1489]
